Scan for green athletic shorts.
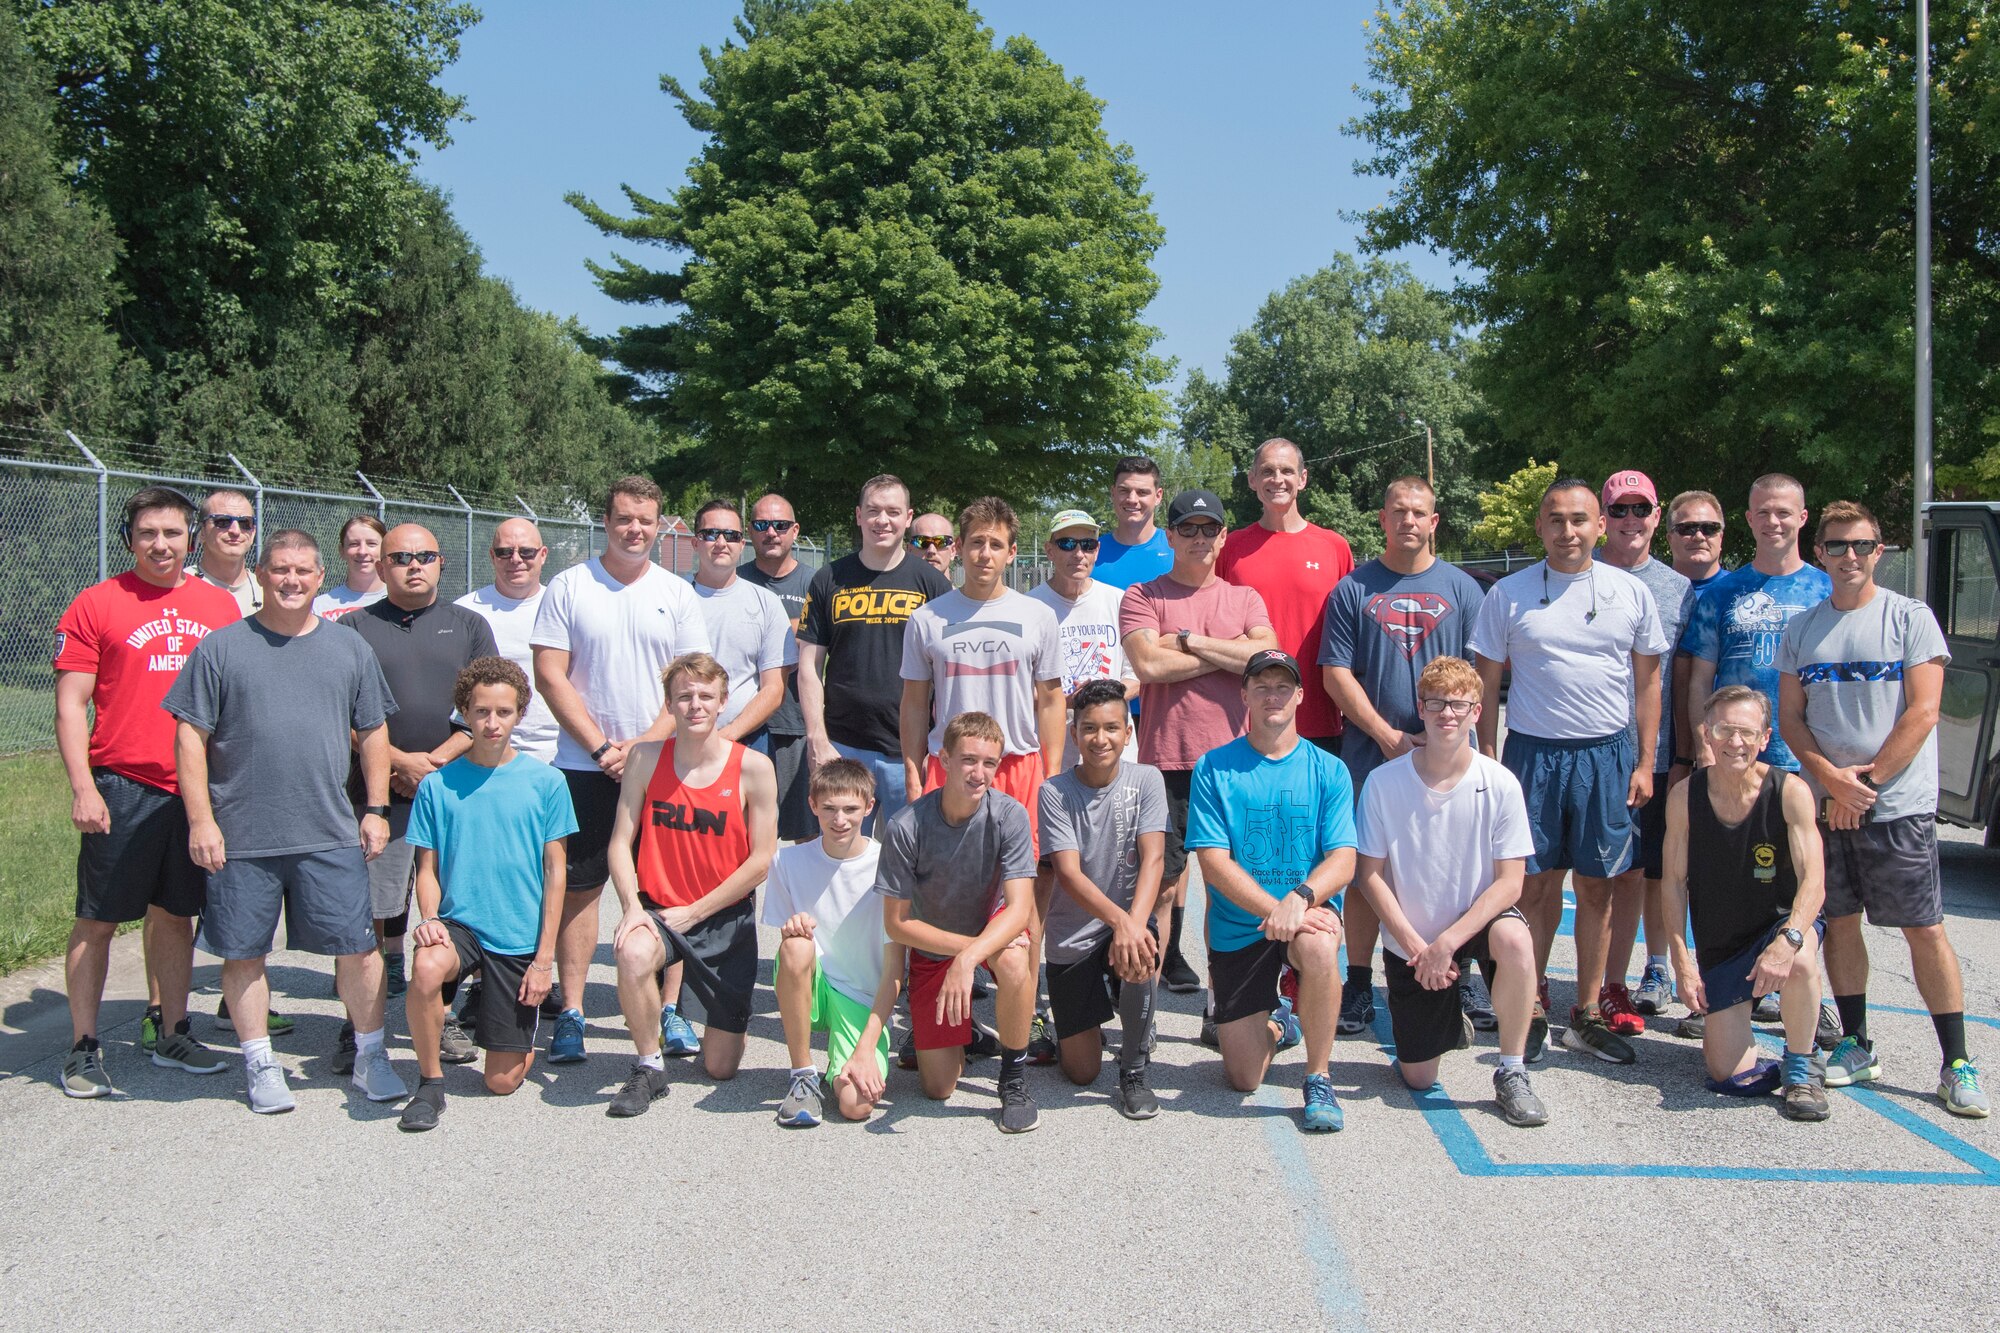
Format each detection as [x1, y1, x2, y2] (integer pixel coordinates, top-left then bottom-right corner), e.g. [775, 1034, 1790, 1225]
[813, 960, 889, 1080]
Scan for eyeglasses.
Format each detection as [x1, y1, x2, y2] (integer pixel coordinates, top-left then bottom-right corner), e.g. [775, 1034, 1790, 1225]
[385, 550, 441, 567]
[1606, 501, 1655, 519]
[1173, 521, 1223, 539]
[491, 546, 542, 561]
[695, 527, 744, 544]
[749, 518, 795, 534]
[908, 535, 953, 551]
[205, 514, 256, 531]
[1051, 537, 1100, 553]
[1419, 698, 1477, 716]
[1707, 724, 1765, 744]
[1820, 538, 1881, 557]
[1672, 521, 1723, 538]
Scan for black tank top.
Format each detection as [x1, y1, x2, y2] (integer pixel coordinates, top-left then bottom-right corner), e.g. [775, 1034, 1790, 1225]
[1686, 767, 1798, 969]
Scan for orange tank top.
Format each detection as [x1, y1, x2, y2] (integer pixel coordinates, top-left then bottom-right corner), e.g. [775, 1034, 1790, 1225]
[635, 740, 750, 910]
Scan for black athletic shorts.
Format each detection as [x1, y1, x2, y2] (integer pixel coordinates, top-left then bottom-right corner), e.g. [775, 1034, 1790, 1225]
[645, 897, 757, 1034]
[1046, 923, 1158, 1040]
[1162, 768, 1193, 884]
[563, 768, 623, 893]
[438, 919, 542, 1053]
[1382, 908, 1526, 1064]
[1209, 936, 1290, 1026]
[75, 769, 204, 923]
[1637, 771, 1672, 880]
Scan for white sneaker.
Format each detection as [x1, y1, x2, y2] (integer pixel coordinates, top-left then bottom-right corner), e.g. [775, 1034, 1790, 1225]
[245, 1056, 296, 1114]
[351, 1045, 408, 1103]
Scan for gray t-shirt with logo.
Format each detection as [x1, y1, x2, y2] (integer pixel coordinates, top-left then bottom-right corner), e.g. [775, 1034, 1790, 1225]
[872, 789, 1035, 960]
[1037, 761, 1170, 963]
[1774, 589, 1950, 821]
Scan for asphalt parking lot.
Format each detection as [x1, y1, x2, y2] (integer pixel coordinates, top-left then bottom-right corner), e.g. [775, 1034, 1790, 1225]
[4, 828, 1996, 1330]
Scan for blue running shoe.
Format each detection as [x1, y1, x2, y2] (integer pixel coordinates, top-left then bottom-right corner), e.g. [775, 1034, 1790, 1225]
[549, 1008, 587, 1064]
[1273, 997, 1302, 1052]
[1302, 1073, 1343, 1132]
[660, 1005, 701, 1058]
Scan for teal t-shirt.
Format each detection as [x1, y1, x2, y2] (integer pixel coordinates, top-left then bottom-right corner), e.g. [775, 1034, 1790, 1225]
[1184, 736, 1356, 953]
[407, 753, 579, 955]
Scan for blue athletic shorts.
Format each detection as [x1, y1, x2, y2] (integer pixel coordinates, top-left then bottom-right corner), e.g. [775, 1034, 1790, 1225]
[199, 845, 375, 960]
[1501, 730, 1637, 879]
[1699, 917, 1825, 1015]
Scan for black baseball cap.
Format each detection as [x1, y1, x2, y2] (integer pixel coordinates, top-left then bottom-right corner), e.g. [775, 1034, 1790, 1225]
[1166, 489, 1225, 527]
[1242, 649, 1301, 684]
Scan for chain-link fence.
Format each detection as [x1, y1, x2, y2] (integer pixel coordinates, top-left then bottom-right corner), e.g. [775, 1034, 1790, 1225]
[1, 427, 825, 756]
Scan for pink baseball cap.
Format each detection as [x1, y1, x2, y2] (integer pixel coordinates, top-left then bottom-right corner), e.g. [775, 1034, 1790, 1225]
[1601, 469, 1658, 507]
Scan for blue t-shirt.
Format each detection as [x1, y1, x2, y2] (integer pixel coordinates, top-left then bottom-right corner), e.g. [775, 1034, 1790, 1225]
[407, 753, 580, 955]
[1683, 563, 1833, 770]
[1184, 737, 1356, 953]
[1318, 557, 1486, 789]
[1094, 530, 1173, 590]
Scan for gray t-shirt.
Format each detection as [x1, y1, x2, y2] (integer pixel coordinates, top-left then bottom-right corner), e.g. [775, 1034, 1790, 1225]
[739, 559, 814, 736]
[872, 789, 1035, 960]
[1774, 589, 1950, 821]
[690, 576, 796, 729]
[162, 618, 396, 856]
[1597, 553, 1693, 771]
[1037, 762, 1169, 963]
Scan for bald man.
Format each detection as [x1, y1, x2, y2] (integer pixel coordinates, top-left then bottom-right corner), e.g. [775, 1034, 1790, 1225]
[910, 512, 957, 582]
[337, 524, 497, 1069]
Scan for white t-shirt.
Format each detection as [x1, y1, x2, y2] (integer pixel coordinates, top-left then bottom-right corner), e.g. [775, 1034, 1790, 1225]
[1467, 560, 1668, 739]
[530, 557, 712, 770]
[313, 583, 385, 622]
[1355, 752, 1536, 958]
[1028, 577, 1131, 767]
[690, 576, 796, 729]
[900, 587, 1062, 757]
[761, 839, 887, 1005]
[455, 583, 561, 762]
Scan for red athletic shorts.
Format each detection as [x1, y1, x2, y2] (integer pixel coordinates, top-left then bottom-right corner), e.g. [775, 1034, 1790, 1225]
[923, 750, 1046, 854]
[908, 951, 995, 1051]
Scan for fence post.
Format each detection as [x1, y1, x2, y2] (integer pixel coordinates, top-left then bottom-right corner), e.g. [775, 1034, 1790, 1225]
[355, 470, 388, 527]
[515, 495, 539, 520]
[227, 454, 264, 565]
[66, 431, 108, 582]
[447, 485, 475, 595]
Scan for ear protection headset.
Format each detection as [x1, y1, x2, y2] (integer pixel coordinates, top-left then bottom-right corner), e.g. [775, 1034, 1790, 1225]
[119, 486, 202, 548]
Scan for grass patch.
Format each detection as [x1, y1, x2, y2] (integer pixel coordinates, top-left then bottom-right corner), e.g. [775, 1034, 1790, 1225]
[0, 751, 85, 975]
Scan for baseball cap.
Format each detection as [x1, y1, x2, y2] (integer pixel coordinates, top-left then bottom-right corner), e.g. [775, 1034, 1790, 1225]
[1166, 489, 1225, 527]
[1242, 649, 1301, 684]
[1601, 470, 1658, 508]
[1047, 508, 1100, 535]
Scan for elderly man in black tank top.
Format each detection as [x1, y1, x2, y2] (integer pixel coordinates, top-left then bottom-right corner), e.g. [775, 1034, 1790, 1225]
[1661, 685, 1830, 1121]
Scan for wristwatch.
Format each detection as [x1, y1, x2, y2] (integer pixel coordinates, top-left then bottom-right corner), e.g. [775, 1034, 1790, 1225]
[1176, 628, 1192, 653]
[363, 804, 392, 819]
[1291, 883, 1316, 907]
[590, 741, 614, 761]
[1778, 926, 1804, 950]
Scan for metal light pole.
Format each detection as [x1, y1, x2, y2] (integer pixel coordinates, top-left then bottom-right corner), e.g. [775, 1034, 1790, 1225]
[1914, 0, 1933, 601]
[1412, 417, 1435, 487]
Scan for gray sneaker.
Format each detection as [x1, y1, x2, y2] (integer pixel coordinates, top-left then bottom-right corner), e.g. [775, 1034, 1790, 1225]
[245, 1055, 296, 1114]
[1494, 1065, 1549, 1127]
[351, 1045, 408, 1103]
[1459, 970, 1499, 1031]
[1938, 1060, 1990, 1118]
[777, 1069, 823, 1127]
[439, 1017, 478, 1065]
[62, 1042, 114, 1099]
[1820, 1035, 1881, 1087]
[152, 1027, 228, 1075]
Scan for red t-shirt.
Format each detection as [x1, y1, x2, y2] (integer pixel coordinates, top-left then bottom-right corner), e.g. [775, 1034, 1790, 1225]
[53, 571, 242, 792]
[1216, 523, 1354, 738]
[636, 740, 751, 911]
[1118, 575, 1273, 770]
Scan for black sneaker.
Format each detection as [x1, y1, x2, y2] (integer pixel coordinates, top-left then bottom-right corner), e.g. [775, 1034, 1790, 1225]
[1199, 1008, 1219, 1048]
[1675, 1011, 1706, 1039]
[971, 972, 994, 999]
[439, 1017, 478, 1065]
[998, 1078, 1039, 1133]
[333, 1020, 357, 1075]
[1337, 985, 1375, 1036]
[896, 1027, 918, 1070]
[1815, 1004, 1842, 1052]
[398, 1083, 445, 1131]
[539, 987, 564, 1020]
[1160, 952, 1201, 995]
[1752, 992, 1783, 1023]
[607, 1064, 669, 1118]
[965, 1024, 1001, 1061]
[1561, 1008, 1637, 1065]
[1117, 1066, 1160, 1120]
[1025, 1012, 1058, 1066]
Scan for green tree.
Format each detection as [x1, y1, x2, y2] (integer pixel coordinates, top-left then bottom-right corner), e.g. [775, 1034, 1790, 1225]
[1174, 253, 1484, 560]
[571, 0, 1170, 528]
[1468, 459, 1557, 553]
[1353, 2, 2000, 538]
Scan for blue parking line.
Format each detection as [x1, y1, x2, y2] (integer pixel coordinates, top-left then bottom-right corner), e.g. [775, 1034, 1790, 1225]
[1256, 1087, 1370, 1330]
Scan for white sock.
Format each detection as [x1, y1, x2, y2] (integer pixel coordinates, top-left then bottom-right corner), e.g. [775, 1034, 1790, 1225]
[792, 1065, 815, 1079]
[1499, 1054, 1525, 1073]
[241, 1037, 272, 1065]
[354, 1027, 385, 1054]
[640, 1052, 665, 1071]
[1648, 953, 1669, 971]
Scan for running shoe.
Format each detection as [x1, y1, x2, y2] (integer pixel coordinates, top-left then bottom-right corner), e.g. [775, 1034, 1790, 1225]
[607, 1064, 669, 1118]
[152, 1023, 227, 1075]
[1117, 1065, 1160, 1120]
[1752, 992, 1782, 1023]
[1301, 1073, 1343, 1132]
[1493, 1065, 1549, 1127]
[439, 1017, 477, 1065]
[998, 1077, 1040, 1133]
[778, 1069, 823, 1127]
[62, 1040, 114, 1099]
[548, 1008, 586, 1064]
[971, 972, 994, 999]
[1199, 1008, 1219, 1049]
[1562, 1007, 1637, 1064]
[1781, 1075, 1831, 1122]
[1273, 997, 1302, 1052]
[539, 988, 564, 1019]
[1816, 1004, 1842, 1052]
[660, 1005, 701, 1057]
[1026, 1012, 1058, 1066]
[1633, 962, 1673, 1015]
[215, 998, 294, 1036]
[897, 1027, 918, 1070]
[399, 1084, 445, 1132]
[1336, 983, 1375, 1036]
[333, 1020, 357, 1075]
[966, 1024, 1001, 1061]
[1938, 1060, 1990, 1118]
[139, 1006, 163, 1054]
[1527, 977, 1551, 1064]
[1599, 982, 1645, 1037]
[245, 1054, 295, 1114]
[1820, 1036, 1880, 1087]
[1675, 1011, 1706, 1039]
[1278, 963, 1300, 1006]
[351, 1045, 408, 1102]
[1459, 970, 1499, 1032]
[1161, 951, 1202, 995]
[383, 949, 407, 999]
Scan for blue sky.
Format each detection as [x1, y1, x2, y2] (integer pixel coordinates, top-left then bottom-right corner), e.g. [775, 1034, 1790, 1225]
[415, 0, 1455, 390]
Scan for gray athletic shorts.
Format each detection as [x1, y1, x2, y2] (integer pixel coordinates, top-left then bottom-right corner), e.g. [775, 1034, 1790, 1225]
[200, 846, 376, 959]
[368, 835, 416, 920]
[1821, 813, 1943, 928]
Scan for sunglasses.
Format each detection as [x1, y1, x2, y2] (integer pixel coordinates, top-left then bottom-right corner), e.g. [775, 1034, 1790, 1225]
[1672, 521, 1723, 538]
[491, 546, 542, 560]
[1419, 698, 1477, 716]
[1173, 521, 1223, 539]
[205, 514, 256, 531]
[696, 527, 744, 544]
[908, 535, 953, 551]
[1820, 538, 1881, 557]
[385, 550, 441, 567]
[1606, 501, 1655, 519]
[749, 518, 795, 534]
[1051, 537, 1100, 553]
